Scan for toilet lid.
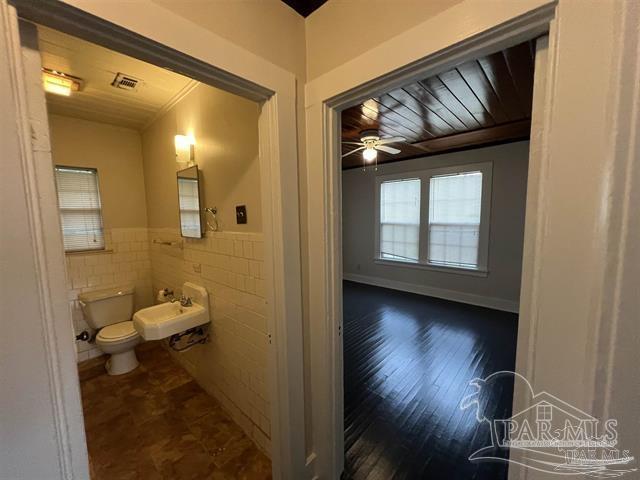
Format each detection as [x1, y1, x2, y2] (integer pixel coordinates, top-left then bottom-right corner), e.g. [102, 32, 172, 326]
[98, 321, 137, 341]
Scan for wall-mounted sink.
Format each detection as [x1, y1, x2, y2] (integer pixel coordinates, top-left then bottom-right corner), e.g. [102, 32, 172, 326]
[133, 282, 209, 340]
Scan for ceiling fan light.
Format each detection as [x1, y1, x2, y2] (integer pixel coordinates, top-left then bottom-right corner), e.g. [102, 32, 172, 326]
[363, 147, 377, 162]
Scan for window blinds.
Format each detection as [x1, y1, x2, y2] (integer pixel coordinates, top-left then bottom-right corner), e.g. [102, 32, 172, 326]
[428, 171, 482, 267]
[177, 177, 201, 237]
[54, 166, 105, 252]
[379, 178, 421, 262]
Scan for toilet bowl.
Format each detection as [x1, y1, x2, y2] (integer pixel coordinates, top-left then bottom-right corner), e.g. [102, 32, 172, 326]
[78, 286, 141, 375]
[95, 321, 141, 375]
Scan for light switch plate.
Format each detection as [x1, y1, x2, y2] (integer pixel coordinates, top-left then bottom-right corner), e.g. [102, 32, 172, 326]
[236, 205, 247, 224]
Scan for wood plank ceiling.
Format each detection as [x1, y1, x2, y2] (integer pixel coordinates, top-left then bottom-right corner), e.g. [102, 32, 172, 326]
[281, 0, 328, 17]
[341, 40, 535, 169]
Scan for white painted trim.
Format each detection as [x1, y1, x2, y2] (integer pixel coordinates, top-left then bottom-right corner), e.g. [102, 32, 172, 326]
[0, 9, 89, 478]
[344, 273, 519, 313]
[509, 33, 552, 479]
[6, 1, 306, 478]
[258, 91, 306, 477]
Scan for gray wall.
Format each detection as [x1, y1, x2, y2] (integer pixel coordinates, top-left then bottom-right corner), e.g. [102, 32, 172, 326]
[342, 141, 530, 311]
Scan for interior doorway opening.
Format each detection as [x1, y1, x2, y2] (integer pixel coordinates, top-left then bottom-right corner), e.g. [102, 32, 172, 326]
[32, 20, 271, 479]
[9, 1, 305, 477]
[338, 38, 540, 479]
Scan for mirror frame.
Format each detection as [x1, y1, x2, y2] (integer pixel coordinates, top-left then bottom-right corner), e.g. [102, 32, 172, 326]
[176, 165, 204, 238]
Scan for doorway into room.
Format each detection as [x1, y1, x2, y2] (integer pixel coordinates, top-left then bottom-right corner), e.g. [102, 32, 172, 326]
[338, 39, 541, 479]
[7, 1, 305, 477]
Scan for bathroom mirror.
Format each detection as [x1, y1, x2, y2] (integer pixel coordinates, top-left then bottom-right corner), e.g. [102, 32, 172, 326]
[177, 165, 204, 238]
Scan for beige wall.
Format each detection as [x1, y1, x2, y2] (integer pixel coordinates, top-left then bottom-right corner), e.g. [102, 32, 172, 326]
[141, 84, 261, 233]
[342, 141, 529, 309]
[156, 0, 461, 83]
[305, 0, 463, 80]
[48, 114, 148, 229]
[48, 115, 153, 360]
[141, 82, 267, 450]
[152, 0, 305, 82]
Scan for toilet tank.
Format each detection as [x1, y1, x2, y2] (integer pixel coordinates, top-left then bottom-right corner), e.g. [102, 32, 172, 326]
[78, 286, 135, 329]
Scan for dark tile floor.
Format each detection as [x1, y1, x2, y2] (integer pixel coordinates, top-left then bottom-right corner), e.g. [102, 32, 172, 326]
[343, 281, 519, 480]
[79, 342, 271, 480]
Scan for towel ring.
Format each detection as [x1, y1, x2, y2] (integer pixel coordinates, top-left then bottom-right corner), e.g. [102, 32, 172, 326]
[204, 207, 219, 232]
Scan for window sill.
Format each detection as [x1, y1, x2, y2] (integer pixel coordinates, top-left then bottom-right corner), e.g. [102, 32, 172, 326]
[374, 258, 488, 277]
[65, 249, 113, 256]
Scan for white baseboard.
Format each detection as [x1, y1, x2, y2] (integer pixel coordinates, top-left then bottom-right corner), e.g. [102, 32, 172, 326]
[343, 272, 519, 313]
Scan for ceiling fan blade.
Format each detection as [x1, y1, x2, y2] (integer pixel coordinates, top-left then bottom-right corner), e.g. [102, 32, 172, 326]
[342, 146, 365, 158]
[342, 141, 365, 146]
[377, 136, 406, 145]
[377, 145, 401, 154]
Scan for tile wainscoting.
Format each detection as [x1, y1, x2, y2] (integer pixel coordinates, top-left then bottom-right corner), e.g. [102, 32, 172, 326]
[66, 227, 153, 362]
[149, 228, 270, 455]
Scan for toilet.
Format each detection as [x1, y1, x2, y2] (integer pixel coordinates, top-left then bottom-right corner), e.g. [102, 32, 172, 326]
[78, 286, 141, 375]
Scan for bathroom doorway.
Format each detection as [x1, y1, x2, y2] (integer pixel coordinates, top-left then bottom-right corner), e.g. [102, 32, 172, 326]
[40, 21, 269, 479]
[6, 2, 305, 477]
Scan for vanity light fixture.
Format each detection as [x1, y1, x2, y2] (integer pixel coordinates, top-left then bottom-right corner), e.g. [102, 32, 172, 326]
[42, 68, 81, 96]
[175, 134, 195, 164]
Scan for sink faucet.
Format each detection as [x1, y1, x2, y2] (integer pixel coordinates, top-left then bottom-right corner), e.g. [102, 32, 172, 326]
[168, 292, 193, 307]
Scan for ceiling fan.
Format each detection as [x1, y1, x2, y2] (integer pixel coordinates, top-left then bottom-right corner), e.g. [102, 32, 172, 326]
[342, 129, 405, 162]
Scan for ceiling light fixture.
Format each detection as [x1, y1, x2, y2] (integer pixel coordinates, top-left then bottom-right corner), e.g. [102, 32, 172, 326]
[42, 69, 81, 96]
[363, 146, 378, 162]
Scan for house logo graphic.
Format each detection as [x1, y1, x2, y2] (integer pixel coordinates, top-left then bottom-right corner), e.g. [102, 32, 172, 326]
[461, 371, 636, 477]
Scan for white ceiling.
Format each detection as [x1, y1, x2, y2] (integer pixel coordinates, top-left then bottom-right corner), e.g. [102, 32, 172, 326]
[37, 25, 197, 130]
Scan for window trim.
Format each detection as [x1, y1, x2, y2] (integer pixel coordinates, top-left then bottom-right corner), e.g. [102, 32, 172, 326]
[374, 162, 493, 274]
[54, 165, 106, 254]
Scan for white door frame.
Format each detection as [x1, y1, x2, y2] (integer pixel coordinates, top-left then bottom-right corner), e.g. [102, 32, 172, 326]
[304, 0, 640, 478]
[3, 0, 306, 478]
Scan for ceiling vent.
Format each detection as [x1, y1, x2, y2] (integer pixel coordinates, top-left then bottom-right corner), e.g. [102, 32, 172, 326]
[111, 72, 142, 91]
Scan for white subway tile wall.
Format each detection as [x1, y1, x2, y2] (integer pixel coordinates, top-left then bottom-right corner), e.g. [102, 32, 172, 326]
[148, 228, 270, 453]
[66, 228, 153, 362]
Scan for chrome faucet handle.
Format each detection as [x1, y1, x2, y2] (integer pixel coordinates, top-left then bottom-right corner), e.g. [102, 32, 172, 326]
[179, 295, 193, 307]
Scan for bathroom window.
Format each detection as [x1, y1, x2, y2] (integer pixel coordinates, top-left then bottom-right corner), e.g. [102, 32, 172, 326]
[54, 166, 105, 252]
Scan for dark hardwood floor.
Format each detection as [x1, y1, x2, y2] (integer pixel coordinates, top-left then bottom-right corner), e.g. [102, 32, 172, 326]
[343, 281, 518, 480]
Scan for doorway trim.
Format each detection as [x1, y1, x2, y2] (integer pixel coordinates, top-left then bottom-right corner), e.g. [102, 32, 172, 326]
[5, 0, 305, 478]
[304, 0, 640, 477]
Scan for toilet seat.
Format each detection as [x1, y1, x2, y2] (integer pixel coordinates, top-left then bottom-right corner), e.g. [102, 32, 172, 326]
[97, 321, 138, 343]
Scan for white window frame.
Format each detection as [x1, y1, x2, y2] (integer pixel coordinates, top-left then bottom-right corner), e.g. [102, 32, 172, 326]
[374, 161, 492, 276]
[54, 165, 106, 253]
[377, 175, 422, 263]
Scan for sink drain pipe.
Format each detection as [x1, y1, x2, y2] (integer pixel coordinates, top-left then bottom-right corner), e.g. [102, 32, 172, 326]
[168, 326, 208, 352]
